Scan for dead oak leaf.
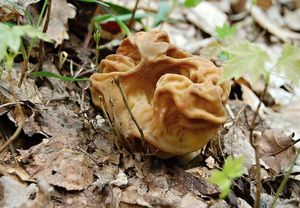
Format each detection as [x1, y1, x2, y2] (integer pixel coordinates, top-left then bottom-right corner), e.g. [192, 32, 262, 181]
[257, 129, 295, 174]
[20, 136, 94, 191]
[0, 0, 41, 20]
[44, 0, 76, 47]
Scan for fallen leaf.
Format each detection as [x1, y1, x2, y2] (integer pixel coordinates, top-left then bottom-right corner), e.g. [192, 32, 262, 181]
[0, 0, 41, 19]
[179, 193, 207, 208]
[266, 96, 300, 140]
[109, 170, 128, 187]
[20, 136, 94, 191]
[257, 129, 296, 173]
[43, 0, 76, 47]
[0, 66, 43, 104]
[251, 6, 300, 41]
[0, 176, 38, 208]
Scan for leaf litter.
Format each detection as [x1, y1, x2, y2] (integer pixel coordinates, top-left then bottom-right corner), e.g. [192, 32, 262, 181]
[1, 0, 300, 207]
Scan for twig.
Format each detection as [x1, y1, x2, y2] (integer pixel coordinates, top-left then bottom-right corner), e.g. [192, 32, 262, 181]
[18, 0, 49, 87]
[17, 55, 29, 87]
[113, 78, 146, 147]
[129, 0, 140, 29]
[0, 72, 25, 153]
[0, 101, 24, 109]
[250, 79, 269, 208]
[98, 95, 121, 151]
[83, 6, 101, 49]
[225, 104, 235, 120]
[0, 122, 24, 153]
[38, 0, 52, 71]
[270, 149, 300, 208]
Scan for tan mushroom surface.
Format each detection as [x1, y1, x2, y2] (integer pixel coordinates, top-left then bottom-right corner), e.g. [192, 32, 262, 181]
[90, 30, 230, 158]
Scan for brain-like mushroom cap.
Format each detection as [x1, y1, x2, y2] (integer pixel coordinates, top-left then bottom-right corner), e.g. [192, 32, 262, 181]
[90, 30, 230, 158]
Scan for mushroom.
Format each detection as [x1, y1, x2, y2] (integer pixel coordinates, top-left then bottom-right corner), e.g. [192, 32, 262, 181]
[90, 30, 230, 158]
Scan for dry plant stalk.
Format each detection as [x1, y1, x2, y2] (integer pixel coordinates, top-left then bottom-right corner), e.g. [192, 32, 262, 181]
[90, 30, 230, 158]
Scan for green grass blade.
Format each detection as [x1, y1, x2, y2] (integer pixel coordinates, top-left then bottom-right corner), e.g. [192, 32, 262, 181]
[30, 71, 89, 82]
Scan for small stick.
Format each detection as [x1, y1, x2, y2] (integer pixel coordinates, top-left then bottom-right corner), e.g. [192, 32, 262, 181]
[129, 0, 140, 29]
[0, 122, 24, 153]
[113, 78, 146, 146]
[82, 6, 101, 49]
[270, 149, 300, 208]
[0, 73, 25, 153]
[98, 95, 121, 150]
[250, 79, 269, 208]
[38, 0, 52, 71]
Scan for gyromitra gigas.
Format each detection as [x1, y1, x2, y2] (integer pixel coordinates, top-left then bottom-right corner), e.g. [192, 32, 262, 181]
[90, 30, 230, 158]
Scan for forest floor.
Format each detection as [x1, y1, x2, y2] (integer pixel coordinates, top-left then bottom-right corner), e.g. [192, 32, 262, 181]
[0, 0, 300, 207]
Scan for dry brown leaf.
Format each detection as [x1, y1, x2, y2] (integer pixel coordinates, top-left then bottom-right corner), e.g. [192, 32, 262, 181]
[257, 129, 296, 174]
[120, 186, 152, 207]
[0, 65, 43, 104]
[251, 6, 300, 41]
[51, 185, 102, 208]
[44, 0, 76, 47]
[20, 136, 94, 191]
[179, 193, 207, 208]
[0, 176, 53, 208]
[0, 0, 40, 20]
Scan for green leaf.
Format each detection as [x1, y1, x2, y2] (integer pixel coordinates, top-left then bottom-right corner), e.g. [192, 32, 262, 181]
[184, 0, 202, 8]
[275, 43, 300, 84]
[223, 156, 244, 178]
[209, 170, 231, 198]
[0, 24, 9, 59]
[114, 16, 131, 36]
[220, 41, 270, 83]
[20, 25, 51, 42]
[216, 23, 237, 39]
[30, 71, 89, 82]
[7, 29, 22, 52]
[153, 1, 171, 27]
[104, 1, 131, 14]
[93, 12, 146, 23]
[93, 14, 114, 23]
[0, 23, 50, 57]
[209, 156, 244, 198]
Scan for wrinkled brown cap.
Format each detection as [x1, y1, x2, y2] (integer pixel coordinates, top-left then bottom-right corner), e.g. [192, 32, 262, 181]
[90, 30, 230, 158]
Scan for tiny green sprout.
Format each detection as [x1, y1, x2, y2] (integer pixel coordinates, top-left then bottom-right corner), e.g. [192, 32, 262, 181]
[93, 29, 101, 65]
[183, 0, 202, 8]
[216, 23, 237, 40]
[93, 29, 101, 44]
[209, 156, 244, 198]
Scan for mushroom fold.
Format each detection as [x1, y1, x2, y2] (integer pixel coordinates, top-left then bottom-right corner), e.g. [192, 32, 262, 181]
[90, 30, 230, 158]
